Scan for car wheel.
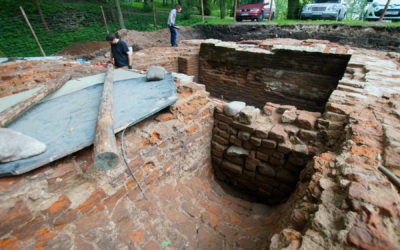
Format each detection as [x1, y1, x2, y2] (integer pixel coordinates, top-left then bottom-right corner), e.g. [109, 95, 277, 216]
[271, 12, 275, 20]
[335, 11, 340, 21]
[236, 18, 242, 22]
[340, 12, 346, 21]
[257, 12, 264, 22]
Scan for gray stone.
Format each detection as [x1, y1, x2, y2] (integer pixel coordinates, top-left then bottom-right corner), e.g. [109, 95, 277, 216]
[238, 106, 260, 124]
[226, 145, 249, 157]
[146, 66, 166, 81]
[281, 110, 297, 123]
[238, 131, 251, 141]
[223, 101, 246, 116]
[0, 128, 47, 163]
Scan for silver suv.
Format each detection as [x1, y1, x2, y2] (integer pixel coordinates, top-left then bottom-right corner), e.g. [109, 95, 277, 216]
[301, 0, 348, 21]
[364, 0, 400, 21]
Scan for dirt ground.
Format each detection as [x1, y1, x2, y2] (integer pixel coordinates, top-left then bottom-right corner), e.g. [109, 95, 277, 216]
[55, 27, 202, 59]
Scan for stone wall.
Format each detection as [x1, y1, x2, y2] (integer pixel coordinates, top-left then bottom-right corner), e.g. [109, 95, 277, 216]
[0, 67, 214, 248]
[198, 40, 350, 112]
[211, 100, 322, 205]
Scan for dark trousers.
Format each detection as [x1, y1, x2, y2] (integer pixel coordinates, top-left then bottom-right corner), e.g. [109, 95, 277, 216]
[169, 26, 178, 46]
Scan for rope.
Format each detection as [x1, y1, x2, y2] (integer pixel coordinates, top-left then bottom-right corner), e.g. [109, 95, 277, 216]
[120, 127, 147, 200]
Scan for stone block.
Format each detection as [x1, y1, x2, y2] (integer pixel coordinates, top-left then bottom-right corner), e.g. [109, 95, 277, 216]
[258, 163, 275, 177]
[293, 144, 309, 157]
[284, 125, 300, 136]
[226, 145, 249, 157]
[243, 141, 256, 150]
[323, 111, 347, 122]
[232, 122, 255, 133]
[281, 110, 297, 123]
[256, 151, 269, 162]
[269, 125, 287, 143]
[249, 136, 262, 147]
[221, 161, 242, 176]
[317, 118, 330, 130]
[276, 105, 296, 114]
[238, 106, 260, 125]
[263, 104, 277, 116]
[261, 139, 277, 149]
[215, 114, 233, 124]
[213, 134, 229, 145]
[223, 101, 246, 116]
[297, 112, 317, 130]
[218, 121, 230, 132]
[224, 156, 245, 166]
[229, 135, 242, 147]
[245, 158, 259, 171]
[238, 131, 251, 141]
[146, 66, 166, 81]
[299, 129, 318, 142]
[277, 140, 292, 154]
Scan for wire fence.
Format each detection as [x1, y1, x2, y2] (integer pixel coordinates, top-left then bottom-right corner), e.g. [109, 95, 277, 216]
[0, 6, 170, 57]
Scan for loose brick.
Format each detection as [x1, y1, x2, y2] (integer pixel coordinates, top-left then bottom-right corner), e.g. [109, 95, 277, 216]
[258, 163, 275, 177]
[232, 121, 255, 133]
[215, 113, 233, 124]
[297, 112, 317, 129]
[261, 139, 277, 149]
[213, 134, 229, 145]
[229, 135, 242, 147]
[269, 125, 287, 142]
[256, 151, 269, 162]
[221, 161, 243, 175]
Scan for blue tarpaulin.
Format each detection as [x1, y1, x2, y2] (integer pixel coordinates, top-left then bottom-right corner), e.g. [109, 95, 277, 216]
[0, 73, 177, 176]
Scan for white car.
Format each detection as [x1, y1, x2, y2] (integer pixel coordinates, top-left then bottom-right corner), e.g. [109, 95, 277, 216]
[364, 0, 400, 21]
[301, 0, 348, 21]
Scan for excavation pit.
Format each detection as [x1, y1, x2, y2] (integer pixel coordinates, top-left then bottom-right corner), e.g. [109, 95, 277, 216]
[0, 35, 399, 249]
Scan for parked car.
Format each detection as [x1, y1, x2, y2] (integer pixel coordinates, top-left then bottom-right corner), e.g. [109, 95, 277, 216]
[301, 0, 347, 21]
[236, 0, 275, 22]
[364, 0, 400, 21]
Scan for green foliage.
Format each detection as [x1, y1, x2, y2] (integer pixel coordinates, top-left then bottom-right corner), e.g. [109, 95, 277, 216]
[181, 0, 194, 19]
[204, 0, 212, 15]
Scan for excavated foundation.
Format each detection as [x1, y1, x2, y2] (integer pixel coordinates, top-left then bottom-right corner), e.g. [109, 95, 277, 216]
[0, 34, 399, 249]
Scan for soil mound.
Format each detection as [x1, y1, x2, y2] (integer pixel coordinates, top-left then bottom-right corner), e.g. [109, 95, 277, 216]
[55, 41, 109, 58]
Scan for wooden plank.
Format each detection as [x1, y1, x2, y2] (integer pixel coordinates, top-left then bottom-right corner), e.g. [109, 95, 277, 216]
[93, 64, 120, 170]
[0, 72, 71, 127]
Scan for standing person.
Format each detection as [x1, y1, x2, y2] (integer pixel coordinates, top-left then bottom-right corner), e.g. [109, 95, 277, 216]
[167, 5, 182, 47]
[106, 34, 133, 69]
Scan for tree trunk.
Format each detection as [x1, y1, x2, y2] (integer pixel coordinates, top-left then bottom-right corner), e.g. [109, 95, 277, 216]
[115, 0, 126, 29]
[0, 72, 72, 127]
[220, 0, 225, 19]
[152, 0, 157, 29]
[93, 64, 120, 171]
[287, 0, 301, 19]
[34, 0, 49, 33]
[379, 0, 391, 21]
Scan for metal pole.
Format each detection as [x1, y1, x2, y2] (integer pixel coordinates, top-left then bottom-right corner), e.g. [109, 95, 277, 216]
[379, 0, 391, 21]
[20, 6, 46, 57]
[100, 5, 109, 34]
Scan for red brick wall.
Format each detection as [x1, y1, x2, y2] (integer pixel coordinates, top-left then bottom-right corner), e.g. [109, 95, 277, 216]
[0, 74, 214, 249]
[198, 42, 350, 112]
[211, 101, 322, 205]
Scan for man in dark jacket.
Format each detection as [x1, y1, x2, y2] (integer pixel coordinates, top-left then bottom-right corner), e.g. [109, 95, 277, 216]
[106, 34, 133, 69]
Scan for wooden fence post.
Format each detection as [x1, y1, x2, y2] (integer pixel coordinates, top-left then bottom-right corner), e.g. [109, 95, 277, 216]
[20, 6, 46, 57]
[100, 5, 109, 34]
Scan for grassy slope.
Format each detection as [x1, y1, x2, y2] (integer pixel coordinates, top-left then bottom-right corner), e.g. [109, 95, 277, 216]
[0, 0, 398, 57]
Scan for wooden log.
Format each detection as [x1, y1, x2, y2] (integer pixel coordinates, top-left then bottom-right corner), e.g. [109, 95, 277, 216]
[93, 64, 120, 170]
[0, 72, 72, 127]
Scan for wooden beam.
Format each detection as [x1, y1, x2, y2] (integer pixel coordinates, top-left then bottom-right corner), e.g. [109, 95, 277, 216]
[0, 72, 72, 127]
[93, 64, 120, 170]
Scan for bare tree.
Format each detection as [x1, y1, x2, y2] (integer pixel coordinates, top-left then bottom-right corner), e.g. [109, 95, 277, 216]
[220, 0, 226, 19]
[34, 0, 49, 33]
[379, 0, 391, 21]
[115, 0, 126, 29]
